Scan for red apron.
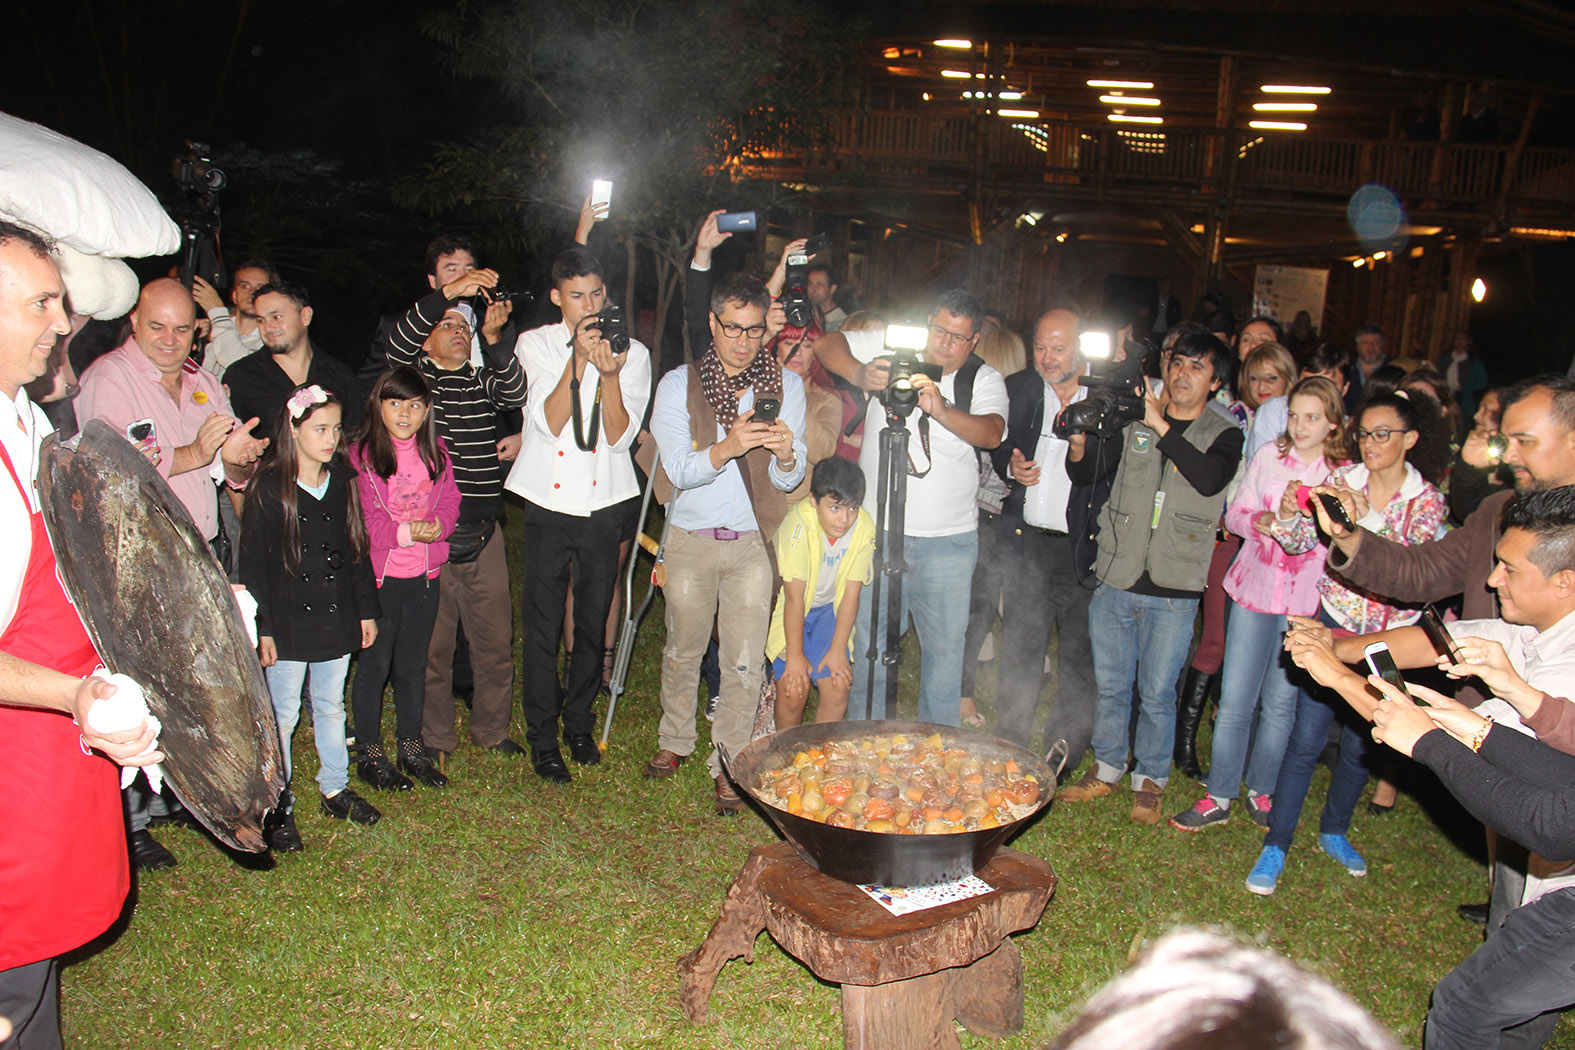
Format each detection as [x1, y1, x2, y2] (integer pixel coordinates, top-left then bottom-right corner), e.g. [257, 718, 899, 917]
[0, 436, 127, 971]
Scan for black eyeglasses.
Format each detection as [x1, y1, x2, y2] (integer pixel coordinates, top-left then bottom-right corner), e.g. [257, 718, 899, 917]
[713, 312, 767, 340]
[1356, 427, 1412, 443]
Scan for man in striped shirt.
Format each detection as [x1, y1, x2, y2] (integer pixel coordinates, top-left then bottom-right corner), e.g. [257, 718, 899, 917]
[383, 267, 527, 764]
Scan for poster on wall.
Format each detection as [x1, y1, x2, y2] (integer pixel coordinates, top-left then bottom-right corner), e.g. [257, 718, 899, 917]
[1253, 265, 1328, 330]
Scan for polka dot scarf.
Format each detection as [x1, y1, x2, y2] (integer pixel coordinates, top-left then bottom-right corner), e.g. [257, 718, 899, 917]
[696, 346, 783, 429]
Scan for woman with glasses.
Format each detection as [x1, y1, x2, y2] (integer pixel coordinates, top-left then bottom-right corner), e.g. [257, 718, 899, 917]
[1241, 388, 1447, 894]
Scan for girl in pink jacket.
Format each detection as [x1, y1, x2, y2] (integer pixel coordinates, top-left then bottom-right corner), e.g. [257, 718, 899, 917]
[349, 366, 461, 793]
[1172, 377, 1348, 831]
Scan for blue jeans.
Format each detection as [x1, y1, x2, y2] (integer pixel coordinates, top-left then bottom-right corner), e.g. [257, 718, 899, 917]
[1206, 604, 1300, 802]
[852, 532, 978, 726]
[266, 655, 352, 801]
[1264, 681, 1375, 852]
[1088, 584, 1199, 788]
[1426, 886, 1575, 1050]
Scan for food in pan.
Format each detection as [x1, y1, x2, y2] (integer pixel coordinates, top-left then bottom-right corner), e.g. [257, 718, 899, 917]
[753, 732, 1042, 833]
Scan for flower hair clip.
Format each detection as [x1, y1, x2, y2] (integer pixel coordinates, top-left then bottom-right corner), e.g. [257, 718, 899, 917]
[288, 385, 329, 419]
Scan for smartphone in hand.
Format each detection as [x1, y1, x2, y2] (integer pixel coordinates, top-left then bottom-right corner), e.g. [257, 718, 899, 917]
[753, 397, 780, 426]
[1318, 491, 1356, 531]
[1364, 641, 1423, 703]
[1419, 605, 1464, 664]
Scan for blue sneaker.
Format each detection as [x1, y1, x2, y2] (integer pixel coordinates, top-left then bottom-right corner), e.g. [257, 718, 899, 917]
[1246, 845, 1286, 895]
[1319, 833, 1367, 876]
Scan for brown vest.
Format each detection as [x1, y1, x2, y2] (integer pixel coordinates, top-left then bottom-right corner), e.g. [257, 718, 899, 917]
[647, 364, 789, 542]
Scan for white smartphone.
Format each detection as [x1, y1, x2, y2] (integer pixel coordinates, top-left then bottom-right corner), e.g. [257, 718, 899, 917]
[591, 179, 613, 217]
[1363, 641, 1415, 701]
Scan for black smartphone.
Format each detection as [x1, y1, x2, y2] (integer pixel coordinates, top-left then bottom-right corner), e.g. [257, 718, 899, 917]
[753, 397, 781, 425]
[1419, 605, 1464, 663]
[803, 232, 831, 255]
[1364, 641, 1424, 703]
[716, 210, 757, 233]
[1317, 492, 1356, 531]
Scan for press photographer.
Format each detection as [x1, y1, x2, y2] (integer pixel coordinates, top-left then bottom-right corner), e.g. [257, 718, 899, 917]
[815, 290, 1007, 726]
[1056, 328, 1242, 824]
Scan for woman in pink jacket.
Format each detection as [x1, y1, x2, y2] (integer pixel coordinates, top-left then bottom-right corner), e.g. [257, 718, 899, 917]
[349, 366, 461, 793]
[1172, 377, 1348, 831]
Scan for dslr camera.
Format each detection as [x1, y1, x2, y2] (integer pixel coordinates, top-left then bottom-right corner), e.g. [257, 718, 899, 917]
[588, 303, 630, 354]
[1051, 333, 1152, 439]
[780, 232, 830, 329]
[880, 348, 943, 419]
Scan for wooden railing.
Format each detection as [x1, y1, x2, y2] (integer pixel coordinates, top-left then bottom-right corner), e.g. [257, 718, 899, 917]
[744, 110, 1575, 218]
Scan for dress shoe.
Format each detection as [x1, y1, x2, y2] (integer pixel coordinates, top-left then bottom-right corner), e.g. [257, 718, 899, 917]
[532, 748, 572, 784]
[1457, 901, 1489, 925]
[358, 755, 413, 792]
[488, 739, 527, 756]
[320, 788, 381, 825]
[398, 750, 450, 789]
[130, 829, 177, 871]
[265, 811, 304, 853]
[643, 749, 687, 779]
[567, 733, 602, 766]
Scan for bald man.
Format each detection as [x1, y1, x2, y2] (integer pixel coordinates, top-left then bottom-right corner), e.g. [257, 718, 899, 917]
[76, 277, 266, 870]
[988, 307, 1109, 766]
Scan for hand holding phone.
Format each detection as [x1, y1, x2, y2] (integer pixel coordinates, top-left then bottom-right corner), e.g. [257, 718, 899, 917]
[1294, 484, 1315, 513]
[1419, 606, 1464, 664]
[716, 210, 756, 233]
[590, 179, 613, 218]
[753, 397, 781, 426]
[1363, 641, 1422, 703]
[1317, 491, 1356, 532]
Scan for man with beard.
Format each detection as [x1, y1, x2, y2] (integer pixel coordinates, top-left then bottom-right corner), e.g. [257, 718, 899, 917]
[223, 282, 360, 434]
[991, 307, 1108, 764]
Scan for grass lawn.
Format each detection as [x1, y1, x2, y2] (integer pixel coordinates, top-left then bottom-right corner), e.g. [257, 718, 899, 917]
[59, 513, 1569, 1048]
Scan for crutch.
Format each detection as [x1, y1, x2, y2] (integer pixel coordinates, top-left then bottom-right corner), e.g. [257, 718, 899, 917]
[600, 470, 668, 746]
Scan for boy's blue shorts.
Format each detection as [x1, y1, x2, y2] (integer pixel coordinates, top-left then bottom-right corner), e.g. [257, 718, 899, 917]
[772, 602, 839, 682]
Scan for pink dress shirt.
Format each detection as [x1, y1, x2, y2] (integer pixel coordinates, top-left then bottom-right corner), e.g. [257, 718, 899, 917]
[76, 339, 234, 541]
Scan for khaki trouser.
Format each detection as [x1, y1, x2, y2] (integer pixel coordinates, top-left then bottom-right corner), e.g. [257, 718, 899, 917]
[421, 524, 517, 751]
[658, 526, 774, 777]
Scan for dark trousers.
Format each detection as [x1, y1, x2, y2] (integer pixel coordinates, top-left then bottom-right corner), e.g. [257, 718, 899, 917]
[995, 521, 1096, 761]
[520, 499, 629, 750]
[961, 509, 1011, 697]
[1426, 885, 1575, 1049]
[0, 958, 60, 1050]
[351, 574, 440, 748]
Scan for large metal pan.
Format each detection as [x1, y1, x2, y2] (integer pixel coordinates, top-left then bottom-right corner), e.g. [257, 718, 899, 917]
[37, 421, 285, 852]
[723, 720, 1061, 886]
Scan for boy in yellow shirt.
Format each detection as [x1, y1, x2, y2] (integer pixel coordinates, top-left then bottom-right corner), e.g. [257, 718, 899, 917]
[766, 457, 876, 728]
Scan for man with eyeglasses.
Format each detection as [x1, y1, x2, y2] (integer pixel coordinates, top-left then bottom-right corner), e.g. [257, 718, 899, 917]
[649, 270, 805, 814]
[382, 265, 529, 774]
[813, 289, 1008, 726]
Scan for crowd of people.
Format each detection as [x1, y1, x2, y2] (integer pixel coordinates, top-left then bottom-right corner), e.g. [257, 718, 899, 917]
[8, 186, 1575, 1048]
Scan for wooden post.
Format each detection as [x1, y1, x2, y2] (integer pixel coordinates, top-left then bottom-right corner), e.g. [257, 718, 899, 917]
[1494, 91, 1543, 223]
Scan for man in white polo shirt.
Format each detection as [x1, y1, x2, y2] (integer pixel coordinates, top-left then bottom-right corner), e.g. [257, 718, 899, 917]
[507, 247, 651, 784]
[814, 289, 1007, 725]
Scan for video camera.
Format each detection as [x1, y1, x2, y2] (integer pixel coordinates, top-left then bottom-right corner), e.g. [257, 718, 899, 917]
[780, 232, 830, 329]
[878, 325, 943, 419]
[170, 140, 225, 290]
[588, 303, 630, 354]
[1051, 332, 1154, 439]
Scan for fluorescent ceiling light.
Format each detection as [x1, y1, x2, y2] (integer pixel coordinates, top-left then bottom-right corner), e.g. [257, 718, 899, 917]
[934, 39, 972, 48]
[1261, 84, 1331, 95]
[1254, 102, 1317, 112]
[1353, 258, 1366, 268]
[1108, 114, 1163, 125]
[1100, 95, 1161, 106]
[998, 109, 1040, 118]
[941, 70, 971, 78]
[998, 91, 1024, 100]
[1372, 251, 1387, 260]
[1088, 79, 1153, 89]
[1249, 120, 1307, 131]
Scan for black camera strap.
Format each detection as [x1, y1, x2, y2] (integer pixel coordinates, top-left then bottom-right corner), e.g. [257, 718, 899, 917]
[569, 371, 602, 452]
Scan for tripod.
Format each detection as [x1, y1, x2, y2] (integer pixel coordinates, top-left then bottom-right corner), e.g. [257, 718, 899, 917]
[861, 402, 915, 720]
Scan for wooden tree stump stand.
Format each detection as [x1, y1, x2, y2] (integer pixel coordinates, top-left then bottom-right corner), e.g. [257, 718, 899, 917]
[678, 842, 1056, 1050]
